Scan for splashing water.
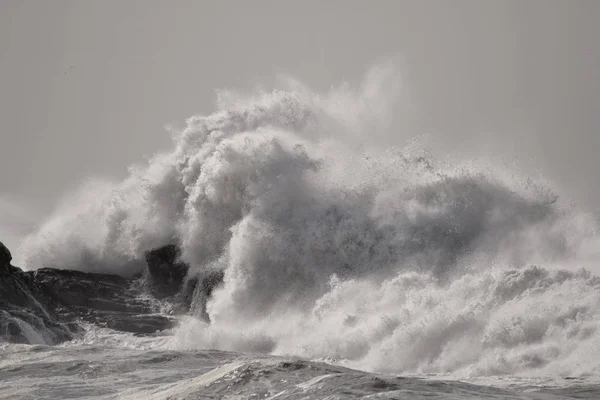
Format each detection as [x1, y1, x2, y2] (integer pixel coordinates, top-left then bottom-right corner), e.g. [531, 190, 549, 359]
[17, 63, 600, 378]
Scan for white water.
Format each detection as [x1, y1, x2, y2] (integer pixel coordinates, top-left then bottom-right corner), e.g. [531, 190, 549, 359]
[15, 63, 600, 382]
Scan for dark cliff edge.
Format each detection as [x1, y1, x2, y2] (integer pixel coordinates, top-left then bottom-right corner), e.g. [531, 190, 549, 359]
[144, 245, 225, 321]
[0, 241, 223, 345]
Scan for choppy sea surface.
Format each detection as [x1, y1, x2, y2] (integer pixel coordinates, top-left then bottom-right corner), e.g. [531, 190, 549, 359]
[2, 329, 600, 399]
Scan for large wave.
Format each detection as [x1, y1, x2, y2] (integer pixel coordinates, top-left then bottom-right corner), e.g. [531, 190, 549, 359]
[17, 63, 600, 377]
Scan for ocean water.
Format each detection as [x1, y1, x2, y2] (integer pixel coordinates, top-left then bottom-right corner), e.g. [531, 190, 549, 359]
[2, 335, 600, 399]
[4, 64, 600, 398]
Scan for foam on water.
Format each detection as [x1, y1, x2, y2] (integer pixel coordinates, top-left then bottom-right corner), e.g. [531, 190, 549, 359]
[16, 63, 600, 378]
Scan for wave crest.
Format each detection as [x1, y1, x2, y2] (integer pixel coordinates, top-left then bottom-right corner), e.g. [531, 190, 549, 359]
[17, 64, 600, 377]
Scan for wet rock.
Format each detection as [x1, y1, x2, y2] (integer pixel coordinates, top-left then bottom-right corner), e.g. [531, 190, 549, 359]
[184, 269, 225, 321]
[0, 241, 11, 264]
[143, 244, 224, 320]
[1, 242, 225, 345]
[0, 241, 18, 275]
[144, 244, 189, 299]
[33, 268, 175, 334]
[0, 242, 174, 345]
[0, 245, 74, 344]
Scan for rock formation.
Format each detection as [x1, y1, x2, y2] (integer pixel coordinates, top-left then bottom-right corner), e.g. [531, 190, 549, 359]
[144, 244, 225, 321]
[144, 244, 189, 299]
[0, 241, 224, 345]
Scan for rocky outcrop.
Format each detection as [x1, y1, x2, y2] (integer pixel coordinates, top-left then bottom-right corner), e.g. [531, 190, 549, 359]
[1, 242, 175, 344]
[144, 245, 225, 321]
[0, 240, 12, 265]
[183, 269, 225, 322]
[32, 268, 174, 335]
[0, 252, 74, 344]
[144, 245, 189, 299]
[0, 241, 226, 345]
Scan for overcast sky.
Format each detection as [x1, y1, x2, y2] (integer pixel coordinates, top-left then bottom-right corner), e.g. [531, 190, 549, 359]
[1, 0, 599, 250]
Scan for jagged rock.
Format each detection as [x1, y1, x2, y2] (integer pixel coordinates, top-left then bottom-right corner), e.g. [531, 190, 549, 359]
[0, 241, 11, 264]
[1, 242, 225, 345]
[0, 241, 18, 275]
[144, 244, 225, 320]
[0, 242, 175, 344]
[181, 269, 225, 322]
[0, 245, 74, 344]
[144, 244, 189, 299]
[33, 268, 175, 335]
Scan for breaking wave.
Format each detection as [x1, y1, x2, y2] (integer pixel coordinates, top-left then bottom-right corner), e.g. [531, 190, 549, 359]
[17, 63, 600, 377]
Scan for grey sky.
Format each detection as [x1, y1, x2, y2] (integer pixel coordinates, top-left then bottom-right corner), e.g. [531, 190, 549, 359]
[1, 0, 599, 251]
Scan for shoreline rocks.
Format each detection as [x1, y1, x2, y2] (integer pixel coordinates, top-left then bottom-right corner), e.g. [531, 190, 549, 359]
[0, 242, 223, 345]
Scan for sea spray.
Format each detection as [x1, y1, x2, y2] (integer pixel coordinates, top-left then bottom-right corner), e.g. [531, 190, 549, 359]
[17, 64, 600, 377]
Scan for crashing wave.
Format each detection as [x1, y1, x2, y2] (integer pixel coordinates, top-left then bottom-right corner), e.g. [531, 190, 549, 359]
[15, 64, 600, 377]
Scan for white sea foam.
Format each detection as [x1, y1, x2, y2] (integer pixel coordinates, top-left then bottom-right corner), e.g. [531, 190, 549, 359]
[17, 63, 600, 377]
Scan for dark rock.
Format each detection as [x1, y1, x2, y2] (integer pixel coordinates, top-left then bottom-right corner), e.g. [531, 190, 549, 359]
[0, 241, 18, 275]
[102, 314, 175, 335]
[0, 246, 74, 344]
[32, 268, 175, 334]
[144, 244, 225, 320]
[184, 269, 225, 321]
[0, 241, 11, 264]
[144, 245, 189, 299]
[1, 242, 225, 346]
[0, 242, 175, 345]
[143, 244, 225, 320]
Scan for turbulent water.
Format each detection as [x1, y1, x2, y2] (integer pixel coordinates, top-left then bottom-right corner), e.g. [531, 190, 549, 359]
[4, 64, 600, 398]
